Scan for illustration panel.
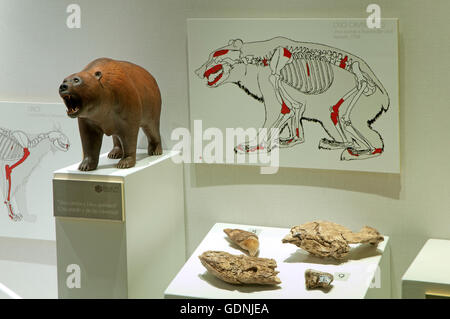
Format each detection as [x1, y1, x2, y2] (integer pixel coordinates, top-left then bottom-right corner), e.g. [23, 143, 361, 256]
[188, 19, 399, 173]
[0, 101, 112, 240]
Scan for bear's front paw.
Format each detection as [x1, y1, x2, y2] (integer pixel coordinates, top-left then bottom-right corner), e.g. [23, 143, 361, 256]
[234, 142, 269, 154]
[78, 157, 98, 171]
[108, 147, 123, 159]
[148, 143, 162, 156]
[117, 156, 136, 169]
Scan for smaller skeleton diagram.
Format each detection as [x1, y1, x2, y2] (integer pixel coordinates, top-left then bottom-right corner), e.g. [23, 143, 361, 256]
[195, 37, 390, 161]
[0, 127, 70, 222]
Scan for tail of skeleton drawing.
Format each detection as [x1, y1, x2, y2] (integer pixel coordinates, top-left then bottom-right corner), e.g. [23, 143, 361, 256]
[359, 61, 390, 112]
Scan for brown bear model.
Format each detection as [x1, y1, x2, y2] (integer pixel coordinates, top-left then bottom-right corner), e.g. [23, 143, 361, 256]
[59, 58, 162, 170]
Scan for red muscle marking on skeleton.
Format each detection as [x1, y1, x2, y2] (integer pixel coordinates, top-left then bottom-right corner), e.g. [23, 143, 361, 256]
[213, 50, 229, 57]
[238, 145, 264, 153]
[306, 63, 310, 77]
[372, 148, 383, 155]
[5, 148, 30, 202]
[283, 48, 292, 59]
[8, 203, 14, 219]
[340, 56, 348, 69]
[281, 100, 291, 114]
[207, 73, 223, 86]
[262, 58, 268, 66]
[347, 149, 359, 157]
[204, 64, 222, 78]
[5, 165, 11, 201]
[331, 99, 345, 125]
[296, 128, 300, 138]
[204, 64, 223, 86]
[249, 146, 264, 152]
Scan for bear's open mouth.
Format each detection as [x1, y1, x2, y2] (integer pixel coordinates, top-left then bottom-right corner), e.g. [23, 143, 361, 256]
[204, 64, 224, 86]
[61, 94, 83, 118]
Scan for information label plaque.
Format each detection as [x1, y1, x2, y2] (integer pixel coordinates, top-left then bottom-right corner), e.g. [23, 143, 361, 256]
[53, 179, 124, 221]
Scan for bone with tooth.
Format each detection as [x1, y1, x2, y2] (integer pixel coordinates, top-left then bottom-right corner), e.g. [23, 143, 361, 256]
[305, 269, 334, 290]
[224, 228, 259, 256]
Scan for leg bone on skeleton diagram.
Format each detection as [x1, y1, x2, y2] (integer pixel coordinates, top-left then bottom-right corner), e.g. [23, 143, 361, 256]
[0, 130, 31, 221]
[267, 47, 378, 153]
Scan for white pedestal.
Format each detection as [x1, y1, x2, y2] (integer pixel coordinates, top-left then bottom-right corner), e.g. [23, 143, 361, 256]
[53, 150, 185, 298]
[402, 239, 450, 299]
[165, 223, 391, 299]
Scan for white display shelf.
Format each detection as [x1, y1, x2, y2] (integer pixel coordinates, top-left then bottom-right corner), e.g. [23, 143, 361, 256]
[165, 223, 391, 299]
[402, 239, 450, 298]
[54, 149, 185, 298]
[54, 149, 179, 178]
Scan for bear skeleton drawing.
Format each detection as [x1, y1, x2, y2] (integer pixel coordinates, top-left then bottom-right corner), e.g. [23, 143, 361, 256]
[0, 127, 69, 221]
[195, 37, 390, 161]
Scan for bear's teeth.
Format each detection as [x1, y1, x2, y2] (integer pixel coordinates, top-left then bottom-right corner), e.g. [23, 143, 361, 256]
[67, 106, 79, 114]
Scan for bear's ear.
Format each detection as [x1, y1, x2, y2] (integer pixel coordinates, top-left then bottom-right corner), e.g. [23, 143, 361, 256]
[232, 39, 243, 49]
[228, 39, 243, 49]
[94, 71, 102, 80]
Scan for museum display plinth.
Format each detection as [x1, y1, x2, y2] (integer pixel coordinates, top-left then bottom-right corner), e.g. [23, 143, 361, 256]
[164, 223, 391, 299]
[53, 150, 185, 298]
[402, 239, 450, 299]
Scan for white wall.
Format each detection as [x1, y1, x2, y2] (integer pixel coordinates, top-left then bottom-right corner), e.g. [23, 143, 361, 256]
[0, 0, 189, 147]
[0, 0, 449, 298]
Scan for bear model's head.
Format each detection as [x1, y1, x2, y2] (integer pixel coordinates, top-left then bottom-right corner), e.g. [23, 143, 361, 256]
[59, 68, 104, 118]
[195, 39, 245, 88]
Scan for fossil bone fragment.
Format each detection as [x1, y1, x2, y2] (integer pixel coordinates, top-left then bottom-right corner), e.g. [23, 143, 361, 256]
[224, 228, 259, 256]
[199, 251, 281, 285]
[282, 221, 384, 260]
[304, 269, 334, 290]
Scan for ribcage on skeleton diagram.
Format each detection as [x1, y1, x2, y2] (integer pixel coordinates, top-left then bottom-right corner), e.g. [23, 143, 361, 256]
[280, 57, 334, 95]
[0, 132, 24, 161]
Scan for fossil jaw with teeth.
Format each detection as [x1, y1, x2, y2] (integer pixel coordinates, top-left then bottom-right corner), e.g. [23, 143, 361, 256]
[224, 228, 259, 256]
